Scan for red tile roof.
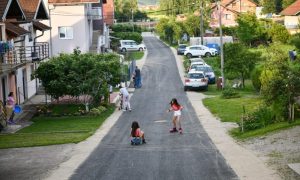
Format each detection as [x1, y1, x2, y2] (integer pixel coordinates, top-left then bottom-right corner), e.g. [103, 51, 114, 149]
[281, 0, 300, 16]
[18, 0, 40, 20]
[48, 0, 100, 4]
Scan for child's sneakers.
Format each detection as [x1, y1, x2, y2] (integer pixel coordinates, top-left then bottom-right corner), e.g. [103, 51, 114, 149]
[169, 128, 178, 133]
[179, 128, 183, 134]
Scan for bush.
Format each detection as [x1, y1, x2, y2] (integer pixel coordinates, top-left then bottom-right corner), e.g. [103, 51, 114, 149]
[221, 88, 240, 99]
[88, 106, 107, 116]
[239, 105, 274, 131]
[111, 24, 142, 33]
[251, 64, 263, 92]
[112, 32, 143, 44]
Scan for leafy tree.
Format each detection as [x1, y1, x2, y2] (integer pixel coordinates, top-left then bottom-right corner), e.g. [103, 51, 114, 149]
[114, 0, 138, 22]
[282, 0, 297, 9]
[34, 51, 121, 107]
[236, 12, 267, 46]
[260, 45, 300, 121]
[184, 14, 200, 37]
[261, 0, 282, 14]
[224, 43, 261, 87]
[268, 22, 290, 43]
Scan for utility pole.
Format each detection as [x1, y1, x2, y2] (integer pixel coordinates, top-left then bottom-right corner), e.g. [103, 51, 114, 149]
[218, 1, 225, 89]
[131, 9, 134, 32]
[200, 1, 204, 45]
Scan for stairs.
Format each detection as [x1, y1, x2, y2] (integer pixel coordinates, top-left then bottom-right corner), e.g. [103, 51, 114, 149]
[36, 86, 45, 95]
[90, 31, 101, 53]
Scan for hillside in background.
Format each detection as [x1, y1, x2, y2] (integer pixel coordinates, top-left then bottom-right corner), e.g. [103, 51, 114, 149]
[138, 0, 158, 6]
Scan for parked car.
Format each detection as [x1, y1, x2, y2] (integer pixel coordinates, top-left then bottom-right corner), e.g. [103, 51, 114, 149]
[184, 45, 216, 58]
[177, 44, 187, 55]
[206, 43, 220, 54]
[119, 40, 145, 52]
[195, 65, 216, 84]
[189, 61, 206, 71]
[189, 57, 206, 64]
[138, 43, 147, 51]
[184, 70, 208, 91]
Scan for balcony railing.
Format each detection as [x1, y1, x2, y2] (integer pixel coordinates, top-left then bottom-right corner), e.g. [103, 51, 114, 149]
[87, 7, 102, 20]
[0, 42, 49, 73]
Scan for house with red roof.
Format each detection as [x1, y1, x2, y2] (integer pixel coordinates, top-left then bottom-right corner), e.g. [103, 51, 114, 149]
[210, 0, 257, 28]
[0, 0, 50, 105]
[280, 0, 300, 34]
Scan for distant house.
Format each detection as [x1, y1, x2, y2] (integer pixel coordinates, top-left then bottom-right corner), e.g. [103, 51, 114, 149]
[280, 0, 300, 34]
[41, 0, 109, 56]
[210, 0, 257, 28]
[0, 0, 50, 105]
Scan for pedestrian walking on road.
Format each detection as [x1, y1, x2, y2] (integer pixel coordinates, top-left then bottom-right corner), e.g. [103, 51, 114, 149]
[5, 92, 15, 124]
[167, 98, 183, 134]
[134, 66, 142, 88]
[130, 121, 146, 144]
[119, 85, 131, 112]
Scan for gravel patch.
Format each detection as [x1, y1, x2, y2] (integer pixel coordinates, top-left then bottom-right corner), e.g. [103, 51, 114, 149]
[241, 126, 300, 180]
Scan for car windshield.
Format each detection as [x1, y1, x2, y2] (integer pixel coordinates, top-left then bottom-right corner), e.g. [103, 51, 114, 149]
[188, 73, 204, 79]
[195, 66, 213, 72]
[179, 45, 186, 48]
[191, 64, 204, 69]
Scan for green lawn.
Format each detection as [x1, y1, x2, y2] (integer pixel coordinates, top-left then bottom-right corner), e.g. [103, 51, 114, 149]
[203, 96, 262, 122]
[131, 51, 144, 60]
[230, 119, 300, 140]
[0, 106, 115, 149]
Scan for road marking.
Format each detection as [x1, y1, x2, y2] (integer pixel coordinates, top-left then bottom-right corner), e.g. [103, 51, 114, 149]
[154, 120, 168, 123]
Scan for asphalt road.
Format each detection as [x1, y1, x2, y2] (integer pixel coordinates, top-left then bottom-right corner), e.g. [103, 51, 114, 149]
[70, 37, 237, 180]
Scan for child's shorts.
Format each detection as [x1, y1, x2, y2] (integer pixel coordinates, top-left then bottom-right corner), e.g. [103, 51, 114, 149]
[131, 137, 142, 145]
[174, 110, 181, 117]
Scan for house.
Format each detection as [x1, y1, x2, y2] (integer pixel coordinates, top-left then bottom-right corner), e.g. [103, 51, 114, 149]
[280, 0, 300, 34]
[210, 0, 257, 28]
[0, 0, 50, 106]
[41, 0, 109, 56]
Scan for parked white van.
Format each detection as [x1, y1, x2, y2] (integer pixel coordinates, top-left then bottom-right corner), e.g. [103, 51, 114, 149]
[119, 40, 146, 52]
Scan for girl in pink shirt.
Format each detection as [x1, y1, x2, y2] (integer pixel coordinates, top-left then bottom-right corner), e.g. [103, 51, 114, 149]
[131, 121, 146, 144]
[167, 98, 183, 134]
[5, 92, 15, 124]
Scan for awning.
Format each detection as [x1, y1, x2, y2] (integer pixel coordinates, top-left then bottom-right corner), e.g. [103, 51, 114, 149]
[33, 21, 51, 31]
[5, 22, 30, 37]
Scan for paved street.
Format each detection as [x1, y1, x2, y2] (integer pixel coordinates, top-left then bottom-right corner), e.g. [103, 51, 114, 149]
[70, 36, 237, 180]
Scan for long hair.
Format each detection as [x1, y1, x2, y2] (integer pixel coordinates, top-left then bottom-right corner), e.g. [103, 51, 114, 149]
[131, 121, 140, 137]
[8, 92, 13, 97]
[170, 98, 180, 107]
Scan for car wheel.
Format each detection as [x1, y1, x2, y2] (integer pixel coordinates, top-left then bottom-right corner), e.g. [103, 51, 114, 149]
[205, 52, 211, 57]
[139, 47, 143, 51]
[184, 86, 188, 91]
[186, 53, 192, 59]
[122, 48, 127, 52]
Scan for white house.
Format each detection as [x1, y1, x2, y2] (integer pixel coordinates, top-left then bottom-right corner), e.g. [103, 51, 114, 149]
[281, 0, 300, 34]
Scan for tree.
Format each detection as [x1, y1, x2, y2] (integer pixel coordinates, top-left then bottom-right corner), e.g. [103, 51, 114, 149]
[224, 43, 261, 87]
[268, 23, 290, 43]
[184, 14, 200, 37]
[236, 12, 267, 46]
[260, 45, 300, 121]
[261, 0, 283, 14]
[34, 51, 121, 107]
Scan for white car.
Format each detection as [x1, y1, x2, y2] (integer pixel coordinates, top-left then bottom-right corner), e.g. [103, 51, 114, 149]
[189, 61, 206, 71]
[184, 45, 216, 58]
[119, 40, 146, 52]
[184, 70, 208, 91]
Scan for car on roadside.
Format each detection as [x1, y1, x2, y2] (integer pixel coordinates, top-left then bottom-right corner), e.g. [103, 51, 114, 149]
[177, 44, 187, 55]
[184, 45, 216, 58]
[195, 65, 216, 84]
[189, 61, 206, 71]
[184, 70, 208, 91]
[119, 40, 146, 52]
[189, 57, 206, 64]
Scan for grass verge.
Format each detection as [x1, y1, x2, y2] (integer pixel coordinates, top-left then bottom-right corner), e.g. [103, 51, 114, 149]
[0, 106, 115, 149]
[131, 51, 144, 60]
[230, 120, 300, 140]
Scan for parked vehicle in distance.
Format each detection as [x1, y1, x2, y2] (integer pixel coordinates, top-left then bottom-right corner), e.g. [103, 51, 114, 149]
[206, 43, 220, 54]
[177, 44, 187, 55]
[195, 65, 216, 84]
[184, 70, 208, 91]
[189, 61, 206, 71]
[138, 43, 147, 51]
[184, 45, 216, 58]
[119, 40, 146, 52]
[189, 57, 206, 64]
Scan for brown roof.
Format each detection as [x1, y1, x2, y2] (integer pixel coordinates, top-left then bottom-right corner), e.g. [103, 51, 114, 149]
[0, 0, 10, 20]
[18, 0, 40, 20]
[33, 21, 51, 31]
[281, 0, 300, 16]
[48, 0, 100, 4]
[5, 22, 30, 37]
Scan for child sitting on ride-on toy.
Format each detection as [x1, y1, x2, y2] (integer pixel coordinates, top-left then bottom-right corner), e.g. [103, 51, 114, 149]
[130, 121, 146, 145]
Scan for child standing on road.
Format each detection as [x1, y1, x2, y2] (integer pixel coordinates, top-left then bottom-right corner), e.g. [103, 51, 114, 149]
[167, 98, 183, 134]
[130, 121, 146, 144]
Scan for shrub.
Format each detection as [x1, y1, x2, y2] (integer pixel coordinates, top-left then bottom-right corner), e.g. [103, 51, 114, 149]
[239, 105, 274, 131]
[251, 64, 263, 92]
[88, 106, 107, 116]
[111, 24, 142, 33]
[112, 32, 143, 44]
[221, 88, 240, 99]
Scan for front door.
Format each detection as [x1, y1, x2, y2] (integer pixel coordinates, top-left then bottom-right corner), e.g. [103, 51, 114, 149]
[22, 69, 27, 101]
[1, 77, 6, 105]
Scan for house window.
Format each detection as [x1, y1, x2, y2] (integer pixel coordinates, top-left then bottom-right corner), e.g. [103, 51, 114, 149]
[225, 14, 231, 20]
[28, 26, 33, 42]
[58, 27, 73, 39]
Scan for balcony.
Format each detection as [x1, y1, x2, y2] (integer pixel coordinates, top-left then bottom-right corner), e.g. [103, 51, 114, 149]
[87, 7, 102, 20]
[0, 42, 49, 73]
